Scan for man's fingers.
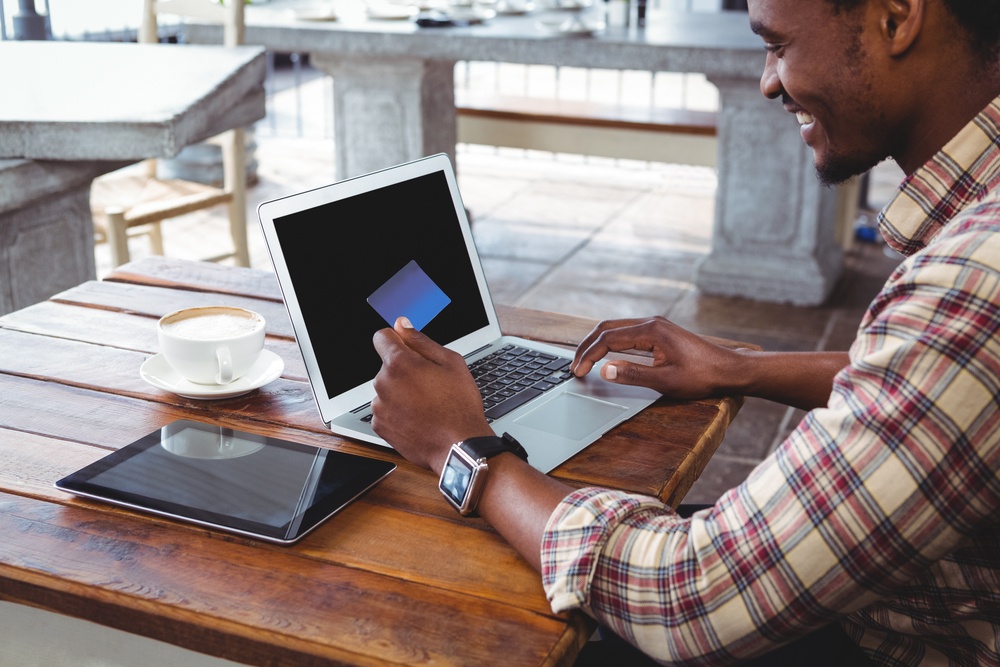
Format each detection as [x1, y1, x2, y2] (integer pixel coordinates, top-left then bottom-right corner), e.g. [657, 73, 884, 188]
[392, 316, 456, 366]
[372, 326, 403, 361]
[573, 318, 657, 376]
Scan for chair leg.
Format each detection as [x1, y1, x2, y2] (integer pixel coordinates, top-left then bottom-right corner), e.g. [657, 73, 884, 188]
[106, 206, 131, 268]
[224, 127, 251, 267]
[229, 197, 250, 267]
[148, 222, 165, 255]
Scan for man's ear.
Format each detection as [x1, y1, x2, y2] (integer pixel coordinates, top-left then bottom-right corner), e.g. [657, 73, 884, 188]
[881, 0, 924, 56]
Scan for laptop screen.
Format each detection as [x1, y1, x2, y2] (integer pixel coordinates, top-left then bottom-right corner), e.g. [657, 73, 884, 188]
[272, 169, 490, 400]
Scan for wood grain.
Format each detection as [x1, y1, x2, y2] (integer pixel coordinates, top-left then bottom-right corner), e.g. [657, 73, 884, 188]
[0, 300, 307, 380]
[0, 256, 750, 665]
[0, 490, 576, 666]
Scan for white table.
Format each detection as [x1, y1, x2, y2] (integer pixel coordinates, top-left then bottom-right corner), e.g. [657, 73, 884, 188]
[0, 41, 267, 316]
[188, 2, 846, 306]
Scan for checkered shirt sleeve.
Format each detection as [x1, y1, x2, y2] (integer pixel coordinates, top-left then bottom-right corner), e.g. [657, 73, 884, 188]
[540, 96, 1000, 666]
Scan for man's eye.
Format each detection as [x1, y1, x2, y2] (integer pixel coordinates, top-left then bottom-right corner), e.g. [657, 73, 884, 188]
[764, 42, 783, 53]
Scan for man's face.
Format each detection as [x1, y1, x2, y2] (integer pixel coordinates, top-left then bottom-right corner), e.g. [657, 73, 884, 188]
[748, 0, 895, 185]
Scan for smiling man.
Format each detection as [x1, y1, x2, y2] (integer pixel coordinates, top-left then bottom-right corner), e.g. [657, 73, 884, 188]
[370, 0, 1000, 664]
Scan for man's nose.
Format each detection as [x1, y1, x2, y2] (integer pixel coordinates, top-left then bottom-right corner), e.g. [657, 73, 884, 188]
[760, 54, 782, 100]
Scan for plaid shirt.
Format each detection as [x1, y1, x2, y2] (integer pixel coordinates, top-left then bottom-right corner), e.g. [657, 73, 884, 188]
[541, 95, 1000, 666]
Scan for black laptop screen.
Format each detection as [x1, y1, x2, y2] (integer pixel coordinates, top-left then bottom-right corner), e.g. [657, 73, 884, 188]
[272, 169, 490, 400]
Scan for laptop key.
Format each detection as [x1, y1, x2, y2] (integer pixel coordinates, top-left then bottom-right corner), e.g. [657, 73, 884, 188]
[532, 379, 561, 391]
[485, 387, 543, 420]
[544, 359, 572, 372]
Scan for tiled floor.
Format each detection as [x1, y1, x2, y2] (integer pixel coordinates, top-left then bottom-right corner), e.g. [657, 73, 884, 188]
[93, 65, 904, 505]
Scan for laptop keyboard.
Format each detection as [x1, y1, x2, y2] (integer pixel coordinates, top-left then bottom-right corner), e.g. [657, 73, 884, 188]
[360, 344, 574, 424]
[472, 345, 574, 422]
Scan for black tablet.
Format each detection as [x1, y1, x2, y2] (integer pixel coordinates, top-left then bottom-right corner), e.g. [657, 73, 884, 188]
[55, 420, 396, 545]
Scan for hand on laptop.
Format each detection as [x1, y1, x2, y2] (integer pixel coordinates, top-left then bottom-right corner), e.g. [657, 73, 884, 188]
[573, 316, 850, 411]
[373, 317, 571, 573]
[371, 316, 494, 474]
[571, 316, 745, 400]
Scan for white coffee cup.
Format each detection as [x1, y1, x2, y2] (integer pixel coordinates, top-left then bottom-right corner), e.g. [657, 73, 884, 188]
[157, 306, 266, 385]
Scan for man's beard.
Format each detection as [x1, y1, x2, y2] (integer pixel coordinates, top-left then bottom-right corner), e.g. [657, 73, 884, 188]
[814, 149, 882, 187]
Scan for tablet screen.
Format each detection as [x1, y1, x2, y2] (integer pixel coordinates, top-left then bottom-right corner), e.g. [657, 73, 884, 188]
[55, 420, 395, 544]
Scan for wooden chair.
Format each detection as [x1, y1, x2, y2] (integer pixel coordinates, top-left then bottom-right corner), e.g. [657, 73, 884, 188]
[92, 0, 250, 267]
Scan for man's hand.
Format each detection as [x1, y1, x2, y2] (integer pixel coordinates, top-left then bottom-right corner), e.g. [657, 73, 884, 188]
[572, 316, 848, 411]
[371, 317, 494, 474]
[572, 316, 744, 399]
[371, 317, 571, 572]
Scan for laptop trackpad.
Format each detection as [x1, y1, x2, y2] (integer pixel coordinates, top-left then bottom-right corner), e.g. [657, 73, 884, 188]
[515, 392, 628, 440]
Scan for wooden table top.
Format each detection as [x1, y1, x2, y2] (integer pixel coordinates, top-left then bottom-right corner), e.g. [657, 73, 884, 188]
[0, 256, 744, 666]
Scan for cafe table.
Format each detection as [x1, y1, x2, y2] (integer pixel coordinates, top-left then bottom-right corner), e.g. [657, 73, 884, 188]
[187, 0, 847, 306]
[0, 41, 266, 318]
[0, 256, 745, 666]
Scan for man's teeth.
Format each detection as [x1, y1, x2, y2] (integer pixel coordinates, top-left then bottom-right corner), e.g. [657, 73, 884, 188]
[796, 111, 815, 125]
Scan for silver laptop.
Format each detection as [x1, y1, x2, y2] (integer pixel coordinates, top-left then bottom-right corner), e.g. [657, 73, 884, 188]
[257, 153, 659, 473]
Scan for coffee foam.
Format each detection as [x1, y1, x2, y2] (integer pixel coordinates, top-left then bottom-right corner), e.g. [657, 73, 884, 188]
[161, 308, 260, 340]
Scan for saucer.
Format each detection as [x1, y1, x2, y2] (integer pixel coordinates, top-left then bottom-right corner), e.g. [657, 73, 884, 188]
[140, 350, 284, 400]
[367, 3, 419, 19]
[289, 7, 339, 21]
[161, 437, 265, 460]
[537, 17, 604, 35]
[543, 0, 592, 9]
[496, 1, 536, 14]
[449, 6, 496, 22]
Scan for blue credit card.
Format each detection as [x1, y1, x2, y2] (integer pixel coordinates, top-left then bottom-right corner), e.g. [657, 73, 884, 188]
[367, 260, 451, 331]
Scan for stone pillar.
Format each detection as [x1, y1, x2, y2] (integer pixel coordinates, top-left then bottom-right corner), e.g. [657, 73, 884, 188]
[696, 75, 844, 306]
[0, 160, 98, 316]
[310, 53, 457, 180]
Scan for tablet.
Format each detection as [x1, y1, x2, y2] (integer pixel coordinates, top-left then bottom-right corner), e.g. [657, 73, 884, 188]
[55, 420, 396, 545]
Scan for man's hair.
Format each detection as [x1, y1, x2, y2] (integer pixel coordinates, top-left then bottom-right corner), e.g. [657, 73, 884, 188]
[826, 0, 1000, 61]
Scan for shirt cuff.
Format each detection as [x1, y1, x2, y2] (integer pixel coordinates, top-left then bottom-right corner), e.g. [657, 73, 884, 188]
[541, 487, 667, 613]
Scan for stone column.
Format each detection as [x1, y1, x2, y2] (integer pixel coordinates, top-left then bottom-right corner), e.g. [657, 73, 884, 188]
[0, 160, 104, 316]
[696, 75, 844, 306]
[310, 54, 457, 180]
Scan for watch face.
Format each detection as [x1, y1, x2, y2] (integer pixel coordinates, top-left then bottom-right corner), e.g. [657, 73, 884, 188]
[440, 449, 475, 508]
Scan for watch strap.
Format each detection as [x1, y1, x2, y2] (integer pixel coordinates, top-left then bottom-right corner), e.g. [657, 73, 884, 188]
[458, 432, 529, 463]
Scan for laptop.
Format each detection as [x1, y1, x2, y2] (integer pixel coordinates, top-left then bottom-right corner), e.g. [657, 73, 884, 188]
[257, 153, 659, 473]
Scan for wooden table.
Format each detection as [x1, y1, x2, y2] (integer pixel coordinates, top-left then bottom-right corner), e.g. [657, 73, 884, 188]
[0, 256, 744, 666]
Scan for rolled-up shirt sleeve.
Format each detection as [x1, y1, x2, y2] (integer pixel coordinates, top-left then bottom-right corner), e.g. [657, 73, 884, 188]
[547, 99, 1000, 666]
[538, 215, 1000, 666]
[542, 488, 677, 613]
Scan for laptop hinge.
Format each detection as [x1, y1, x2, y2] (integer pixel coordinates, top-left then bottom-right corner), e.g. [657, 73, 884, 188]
[464, 344, 491, 360]
[350, 401, 372, 414]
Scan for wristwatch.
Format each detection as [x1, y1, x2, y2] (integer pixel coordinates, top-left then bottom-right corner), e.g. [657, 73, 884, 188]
[438, 432, 528, 516]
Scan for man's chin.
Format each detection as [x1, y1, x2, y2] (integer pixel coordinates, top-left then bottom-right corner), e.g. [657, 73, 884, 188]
[814, 153, 879, 187]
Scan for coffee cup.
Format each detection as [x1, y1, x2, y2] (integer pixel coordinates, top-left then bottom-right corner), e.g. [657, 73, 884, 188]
[157, 306, 265, 385]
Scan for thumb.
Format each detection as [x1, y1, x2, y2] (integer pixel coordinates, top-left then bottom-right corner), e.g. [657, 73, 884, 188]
[393, 316, 450, 364]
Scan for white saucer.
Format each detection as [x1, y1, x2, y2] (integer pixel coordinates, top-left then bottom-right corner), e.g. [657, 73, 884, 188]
[537, 17, 604, 35]
[140, 350, 284, 400]
[367, 3, 419, 19]
[288, 7, 339, 21]
[449, 6, 496, 22]
[543, 0, 593, 9]
[496, 1, 536, 15]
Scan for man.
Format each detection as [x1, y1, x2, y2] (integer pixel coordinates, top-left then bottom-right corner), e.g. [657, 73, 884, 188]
[370, 0, 1000, 663]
